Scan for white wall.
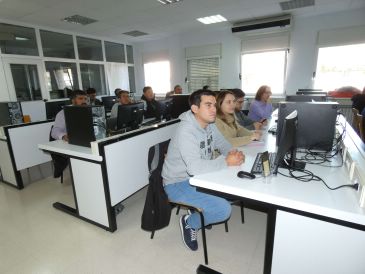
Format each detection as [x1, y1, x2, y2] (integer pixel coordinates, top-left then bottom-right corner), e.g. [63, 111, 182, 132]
[134, 7, 365, 96]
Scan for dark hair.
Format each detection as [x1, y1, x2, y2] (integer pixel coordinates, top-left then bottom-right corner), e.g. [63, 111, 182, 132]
[70, 90, 87, 99]
[189, 89, 216, 107]
[231, 88, 245, 99]
[86, 88, 96, 95]
[255, 85, 270, 101]
[143, 86, 152, 93]
[202, 85, 209, 90]
[174, 85, 181, 91]
[117, 90, 129, 98]
[216, 90, 237, 128]
[114, 88, 122, 96]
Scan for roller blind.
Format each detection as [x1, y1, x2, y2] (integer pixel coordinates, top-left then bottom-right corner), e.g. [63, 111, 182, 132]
[185, 43, 221, 58]
[187, 57, 219, 93]
[317, 25, 365, 47]
[143, 50, 169, 64]
[241, 32, 290, 53]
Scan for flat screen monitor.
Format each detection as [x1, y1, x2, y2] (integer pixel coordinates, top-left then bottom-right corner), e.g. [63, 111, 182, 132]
[171, 94, 190, 119]
[46, 99, 71, 120]
[296, 89, 325, 95]
[64, 105, 106, 147]
[101, 96, 117, 113]
[117, 102, 144, 130]
[277, 102, 338, 151]
[157, 98, 173, 120]
[0, 102, 23, 126]
[286, 95, 327, 102]
[273, 110, 303, 174]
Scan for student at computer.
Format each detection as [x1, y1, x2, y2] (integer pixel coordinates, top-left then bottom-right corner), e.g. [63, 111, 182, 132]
[351, 88, 365, 113]
[51, 90, 88, 142]
[165, 84, 183, 98]
[162, 89, 244, 251]
[232, 88, 262, 130]
[86, 88, 103, 106]
[110, 90, 132, 118]
[248, 85, 273, 123]
[141, 86, 159, 118]
[215, 90, 261, 147]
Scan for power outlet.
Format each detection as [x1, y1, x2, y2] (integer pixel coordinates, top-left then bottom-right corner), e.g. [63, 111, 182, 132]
[351, 163, 365, 208]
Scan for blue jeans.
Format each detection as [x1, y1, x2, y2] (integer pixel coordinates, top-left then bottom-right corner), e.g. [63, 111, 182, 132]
[164, 180, 231, 230]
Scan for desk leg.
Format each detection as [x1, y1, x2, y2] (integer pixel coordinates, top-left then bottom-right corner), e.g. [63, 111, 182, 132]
[53, 202, 77, 215]
[264, 208, 277, 274]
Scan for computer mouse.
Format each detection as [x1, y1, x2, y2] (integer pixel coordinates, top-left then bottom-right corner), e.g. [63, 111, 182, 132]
[237, 171, 256, 179]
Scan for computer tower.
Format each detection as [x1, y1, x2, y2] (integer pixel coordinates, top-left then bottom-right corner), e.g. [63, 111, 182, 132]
[64, 105, 106, 147]
[0, 102, 23, 126]
[277, 102, 338, 151]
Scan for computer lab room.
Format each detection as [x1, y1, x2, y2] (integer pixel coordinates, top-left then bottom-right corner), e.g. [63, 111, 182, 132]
[0, 0, 365, 273]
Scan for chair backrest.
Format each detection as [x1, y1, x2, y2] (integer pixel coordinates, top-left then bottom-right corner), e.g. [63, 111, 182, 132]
[356, 113, 365, 142]
[148, 139, 170, 173]
[49, 125, 55, 142]
[352, 108, 360, 132]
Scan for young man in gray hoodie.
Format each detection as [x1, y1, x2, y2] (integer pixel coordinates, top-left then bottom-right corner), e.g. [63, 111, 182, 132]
[162, 89, 244, 251]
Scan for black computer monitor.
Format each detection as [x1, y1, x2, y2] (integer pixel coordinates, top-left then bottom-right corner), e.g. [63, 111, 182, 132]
[273, 110, 303, 174]
[101, 96, 117, 113]
[117, 102, 144, 130]
[46, 99, 71, 120]
[64, 105, 106, 147]
[171, 94, 190, 119]
[286, 95, 327, 102]
[296, 89, 325, 95]
[277, 102, 338, 151]
[0, 102, 23, 126]
[157, 98, 173, 120]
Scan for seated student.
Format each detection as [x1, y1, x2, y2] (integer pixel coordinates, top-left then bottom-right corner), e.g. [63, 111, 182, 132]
[351, 88, 365, 113]
[86, 88, 103, 106]
[50, 90, 88, 178]
[162, 89, 244, 251]
[114, 88, 122, 97]
[248, 85, 273, 123]
[231, 88, 262, 131]
[215, 90, 261, 147]
[165, 85, 183, 98]
[110, 90, 132, 118]
[141, 86, 159, 118]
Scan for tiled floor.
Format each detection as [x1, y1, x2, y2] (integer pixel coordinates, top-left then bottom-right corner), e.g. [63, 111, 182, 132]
[0, 175, 266, 274]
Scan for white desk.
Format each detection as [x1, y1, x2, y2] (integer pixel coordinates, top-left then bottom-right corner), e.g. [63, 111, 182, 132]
[38, 119, 179, 231]
[190, 118, 365, 274]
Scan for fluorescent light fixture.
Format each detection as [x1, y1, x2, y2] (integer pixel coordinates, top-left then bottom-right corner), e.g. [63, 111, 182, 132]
[157, 0, 182, 5]
[15, 36, 29, 41]
[197, 14, 227, 25]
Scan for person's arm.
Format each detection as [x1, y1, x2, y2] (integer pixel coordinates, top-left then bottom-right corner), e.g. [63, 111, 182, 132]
[110, 103, 118, 119]
[178, 130, 229, 176]
[51, 110, 67, 140]
[211, 123, 232, 156]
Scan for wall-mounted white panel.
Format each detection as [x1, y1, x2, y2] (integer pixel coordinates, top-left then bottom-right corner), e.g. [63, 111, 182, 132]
[20, 100, 46, 122]
[105, 123, 178, 206]
[8, 122, 53, 170]
[272, 210, 365, 274]
[0, 140, 17, 185]
[71, 158, 109, 227]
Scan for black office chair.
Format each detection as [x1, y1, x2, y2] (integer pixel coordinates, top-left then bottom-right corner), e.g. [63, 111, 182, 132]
[49, 126, 68, 183]
[146, 140, 235, 265]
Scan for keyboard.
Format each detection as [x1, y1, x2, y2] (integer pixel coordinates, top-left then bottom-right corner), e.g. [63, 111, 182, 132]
[251, 152, 277, 174]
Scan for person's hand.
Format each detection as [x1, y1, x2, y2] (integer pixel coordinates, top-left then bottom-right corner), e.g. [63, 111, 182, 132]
[260, 118, 268, 126]
[62, 135, 69, 142]
[251, 131, 262, 141]
[226, 150, 245, 166]
[253, 122, 263, 130]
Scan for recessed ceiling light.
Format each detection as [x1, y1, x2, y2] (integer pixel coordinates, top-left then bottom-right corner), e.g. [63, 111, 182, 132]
[197, 14, 227, 25]
[157, 0, 182, 5]
[62, 15, 98, 25]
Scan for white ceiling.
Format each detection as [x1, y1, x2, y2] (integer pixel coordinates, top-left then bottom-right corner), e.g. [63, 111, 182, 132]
[0, 0, 364, 42]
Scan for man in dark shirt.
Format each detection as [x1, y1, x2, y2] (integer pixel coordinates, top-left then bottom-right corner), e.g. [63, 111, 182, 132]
[86, 88, 102, 106]
[141, 86, 159, 118]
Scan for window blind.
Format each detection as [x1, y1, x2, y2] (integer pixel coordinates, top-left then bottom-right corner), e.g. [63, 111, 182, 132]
[241, 32, 290, 53]
[317, 25, 365, 47]
[187, 57, 219, 93]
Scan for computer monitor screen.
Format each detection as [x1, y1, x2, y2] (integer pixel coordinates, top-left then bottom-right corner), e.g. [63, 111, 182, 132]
[157, 98, 173, 120]
[101, 96, 117, 113]
[46, 99, 71, 120]
[171, 94, 190, 119]
[0, 102, 23, 126]
[296, 89, 325, 95]
[286, 95, 327, 102]
[273, 110, 299, 175]
[277, 102, 338, 151]
[64, 105, 106, 147]
[117, 102, 144, 130]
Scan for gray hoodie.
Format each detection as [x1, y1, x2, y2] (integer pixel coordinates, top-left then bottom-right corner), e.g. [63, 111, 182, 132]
[162, 111, 232, 185]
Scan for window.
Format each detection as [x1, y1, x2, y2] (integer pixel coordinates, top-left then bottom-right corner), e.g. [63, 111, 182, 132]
[104, 41, 125, 63]
[126, 45, 134, 64]
[0, 23, 38, 56]
[144, 61, 170, 95]
[45, 62, 79, 99]
[314, 43, 365, 91]
[187, 57, 219, 93]
[77, 36, 103, 61]
[10, 64, 42, 101]
[40, 30, 75, 59]
[241, 50, 287, 95]
[128, 66, 136, 94]
[80, 63, 107, 95]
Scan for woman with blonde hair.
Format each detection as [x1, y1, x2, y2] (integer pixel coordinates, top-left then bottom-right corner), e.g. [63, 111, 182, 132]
[215, 90, 261, 147]
[248, 85, 273, 123]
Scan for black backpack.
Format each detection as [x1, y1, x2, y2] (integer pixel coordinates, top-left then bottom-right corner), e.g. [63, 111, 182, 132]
[141, 141, 172, 232]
